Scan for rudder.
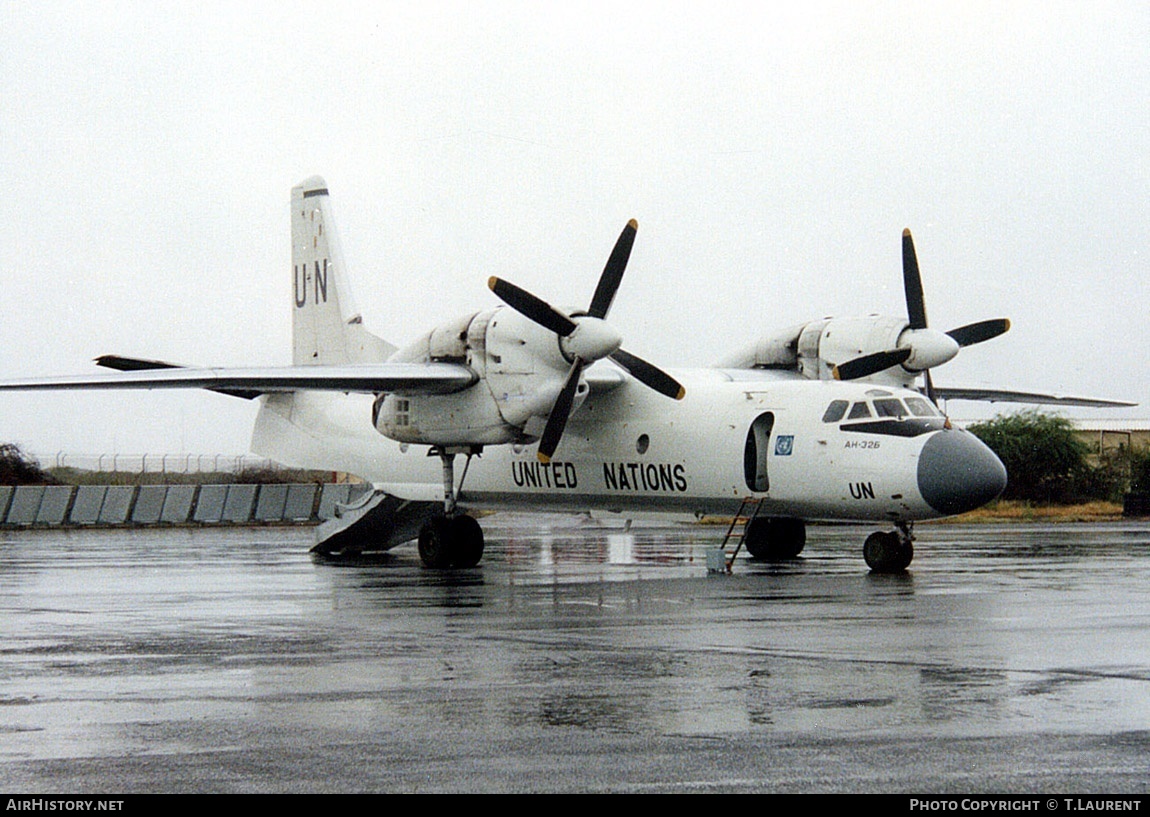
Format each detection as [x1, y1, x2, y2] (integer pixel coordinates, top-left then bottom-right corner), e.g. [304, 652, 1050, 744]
[292, 177, 395, 365]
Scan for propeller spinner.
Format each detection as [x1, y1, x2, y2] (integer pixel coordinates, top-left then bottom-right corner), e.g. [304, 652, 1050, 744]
[488, 220, 685, 463]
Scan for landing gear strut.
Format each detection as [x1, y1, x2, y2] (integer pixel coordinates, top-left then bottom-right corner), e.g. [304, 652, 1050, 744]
[417, 446, 485, 569]
[863, 522, 914, 573]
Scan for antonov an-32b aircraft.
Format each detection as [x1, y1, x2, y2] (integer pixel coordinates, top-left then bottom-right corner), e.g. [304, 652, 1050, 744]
[0, 178, 1133, 572]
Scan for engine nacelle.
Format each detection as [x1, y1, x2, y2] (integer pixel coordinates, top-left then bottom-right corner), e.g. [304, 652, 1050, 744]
[809, 316, 907, 380]
[722, 315, 949, 389]
[373, 306, 584, 446]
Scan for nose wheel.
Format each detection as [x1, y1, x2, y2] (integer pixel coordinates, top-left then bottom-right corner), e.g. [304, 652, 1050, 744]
[863, 523, 914, 573]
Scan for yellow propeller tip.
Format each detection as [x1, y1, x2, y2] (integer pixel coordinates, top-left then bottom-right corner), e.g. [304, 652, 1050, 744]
[675, 387, 686, 400]
[831, 366, 843, 381]
[537, 452, 551, 465]
[902, 228, 912, 238]
[1004, 318, 1012, 331]
[487, 276, 499, 291]
[627, 218, 638, 230]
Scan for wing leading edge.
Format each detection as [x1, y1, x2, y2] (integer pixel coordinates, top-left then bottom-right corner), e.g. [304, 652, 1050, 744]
[933, 386, 1136, 408]
[0, 362, 478, 396]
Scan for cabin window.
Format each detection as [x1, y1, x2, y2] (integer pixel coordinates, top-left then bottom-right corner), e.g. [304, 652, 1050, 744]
[743, 412, 775, 493]
[395, 399, 411, 427]
[822, 400, 848, 423]
[904, 396, 938, 417]
[847, 401, 872, 420]
[873, 398, 908, 418]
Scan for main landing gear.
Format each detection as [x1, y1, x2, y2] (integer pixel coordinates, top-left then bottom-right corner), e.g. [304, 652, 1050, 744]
[863, 522, 914, 573]
[743, 516, 806, 561]
[417, 446, 485, 569]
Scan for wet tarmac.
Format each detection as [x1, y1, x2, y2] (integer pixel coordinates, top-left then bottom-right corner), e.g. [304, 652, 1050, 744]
[1, 517, 1149, 793]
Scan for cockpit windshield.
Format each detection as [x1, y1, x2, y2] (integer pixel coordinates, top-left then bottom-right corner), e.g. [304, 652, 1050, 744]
[824, 395, 941, 423]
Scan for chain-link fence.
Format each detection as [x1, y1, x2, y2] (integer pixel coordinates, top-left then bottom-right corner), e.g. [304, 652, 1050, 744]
[31, 452, 281, 475]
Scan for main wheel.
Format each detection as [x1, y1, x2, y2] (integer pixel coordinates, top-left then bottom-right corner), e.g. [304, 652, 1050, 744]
[863, 530, 913, 573]
[417, 516, 454, 569]
[448, 515, 485, 568]
[417, 515, 485, 569]
[744, 517, 806, 560]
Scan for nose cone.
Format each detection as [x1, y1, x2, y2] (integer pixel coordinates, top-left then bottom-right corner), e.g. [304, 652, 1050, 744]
[917, 429, 1007, 516]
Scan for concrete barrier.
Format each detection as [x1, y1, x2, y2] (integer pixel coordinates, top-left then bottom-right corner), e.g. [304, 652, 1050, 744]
[98, 486, 135, 524]
[132, 485, 168, 523]
[193, 485, 228, 523]
[1, 483, 339, 527]
[222, 484, 257, 523]
[161, 485, 197, 523]
[254, 483, 288, 521]
[36, 486, 75, 525]
[284, 484, 319, 521]
[70, 486, 107, 525]
[7, 486, 45, 525]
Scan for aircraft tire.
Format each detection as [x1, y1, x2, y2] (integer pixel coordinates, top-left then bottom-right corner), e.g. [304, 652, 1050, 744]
[863, 530, 913, 573]
[449, 515, 485, 569]
[744, 517, 806, 560]
[417, 517, 455, 569]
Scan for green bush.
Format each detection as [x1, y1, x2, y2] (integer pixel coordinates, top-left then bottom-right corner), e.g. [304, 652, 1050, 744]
[1128, 448, 1150, 494]
[0, 444, 57, 485]
[968, 411, 1094, 504]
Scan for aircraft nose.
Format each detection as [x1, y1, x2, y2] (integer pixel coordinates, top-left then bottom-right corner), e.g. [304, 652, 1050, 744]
[917, 429, 1007, 516]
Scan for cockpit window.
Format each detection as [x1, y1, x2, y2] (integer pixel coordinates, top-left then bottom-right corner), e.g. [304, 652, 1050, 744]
[822, 400, 848, 423]
[904, 396, 938, 417]
[847, 401, 872, 420]
[873, 398, 908, 418]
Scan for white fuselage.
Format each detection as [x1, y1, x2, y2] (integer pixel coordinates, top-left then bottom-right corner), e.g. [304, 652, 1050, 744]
[253, 367, 1001, 524]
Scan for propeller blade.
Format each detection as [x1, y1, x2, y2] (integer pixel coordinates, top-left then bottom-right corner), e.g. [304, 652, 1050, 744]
[902, 228, 928, 330]
[537, 359, 584, 463]
[947, 318, 1011, 347]
[587, 219, 637, 319]
[488, 277, 578, 337]
[610, 348, 686, 400]
[832, 347, 913, 381]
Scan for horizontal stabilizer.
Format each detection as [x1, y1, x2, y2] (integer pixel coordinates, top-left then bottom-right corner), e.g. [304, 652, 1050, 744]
[0, 362, 478, 396]
[96, 355, 182, 371]
[933, 386, 1136, 408]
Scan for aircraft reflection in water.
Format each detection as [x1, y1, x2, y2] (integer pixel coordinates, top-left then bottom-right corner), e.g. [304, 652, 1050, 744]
[0, 178, 1131, 572]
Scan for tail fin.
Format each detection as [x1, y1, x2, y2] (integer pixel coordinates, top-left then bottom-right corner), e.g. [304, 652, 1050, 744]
[291, 177, 395, 365]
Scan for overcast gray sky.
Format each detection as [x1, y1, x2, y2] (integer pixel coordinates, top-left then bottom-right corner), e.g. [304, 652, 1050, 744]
[1, 1, 1147, 458]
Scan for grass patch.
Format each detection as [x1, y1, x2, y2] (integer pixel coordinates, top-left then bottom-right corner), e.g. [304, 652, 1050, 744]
[943, 500, 1125, 523]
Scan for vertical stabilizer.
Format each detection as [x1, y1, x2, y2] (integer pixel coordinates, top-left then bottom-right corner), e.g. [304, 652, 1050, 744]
[292, 177, 395, 365]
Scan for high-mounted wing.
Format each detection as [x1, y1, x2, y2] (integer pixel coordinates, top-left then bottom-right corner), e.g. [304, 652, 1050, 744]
[933, 386, 1136, 408]
[0, 362, 477, 396]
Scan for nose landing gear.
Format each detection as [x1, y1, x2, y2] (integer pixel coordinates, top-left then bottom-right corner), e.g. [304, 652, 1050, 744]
[863, 522, 914, 573]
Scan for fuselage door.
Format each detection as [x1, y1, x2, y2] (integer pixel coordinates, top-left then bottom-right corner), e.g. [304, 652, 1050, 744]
[743, 411, 775, 493]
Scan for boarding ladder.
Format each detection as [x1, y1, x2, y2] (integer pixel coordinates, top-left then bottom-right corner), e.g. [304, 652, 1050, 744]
[715, 497, 766, 573]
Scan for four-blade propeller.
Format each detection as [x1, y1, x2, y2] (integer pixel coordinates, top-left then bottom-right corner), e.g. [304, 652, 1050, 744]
[833, 229, 1011, 401]
[488, 220, 685, 463]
